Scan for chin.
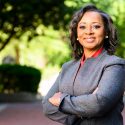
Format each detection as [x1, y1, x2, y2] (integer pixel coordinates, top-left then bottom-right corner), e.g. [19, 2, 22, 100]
[84, 45, 96, 49]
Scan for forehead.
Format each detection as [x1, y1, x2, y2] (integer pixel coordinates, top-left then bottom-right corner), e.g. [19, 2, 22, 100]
[79, 11, 104, 24]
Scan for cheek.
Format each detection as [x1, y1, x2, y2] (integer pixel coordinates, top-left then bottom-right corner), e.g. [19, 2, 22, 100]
[99, 34, 105, 41]
[77, 29, 84, 37]
[97, 31, 105, 41]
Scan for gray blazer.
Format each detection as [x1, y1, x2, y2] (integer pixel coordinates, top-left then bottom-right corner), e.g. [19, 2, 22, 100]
[42, 50, 125, 125]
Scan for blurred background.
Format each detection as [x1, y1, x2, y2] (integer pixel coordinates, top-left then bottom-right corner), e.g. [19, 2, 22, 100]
[0, 0, 125, 97]
[0, 0, 125, 125]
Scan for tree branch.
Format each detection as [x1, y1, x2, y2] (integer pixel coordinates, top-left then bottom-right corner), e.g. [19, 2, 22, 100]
[0, 29, 15, 51]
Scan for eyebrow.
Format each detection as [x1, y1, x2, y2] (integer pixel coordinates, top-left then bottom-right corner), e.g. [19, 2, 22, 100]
[79, 22, 102, 25]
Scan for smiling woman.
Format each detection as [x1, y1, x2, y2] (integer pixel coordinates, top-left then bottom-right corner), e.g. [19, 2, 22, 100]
[77, 11, 106, 58]
[42, 4, 125, 125]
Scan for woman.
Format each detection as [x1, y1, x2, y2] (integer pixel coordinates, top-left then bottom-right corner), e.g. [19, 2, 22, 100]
[42, 4, 125, 125]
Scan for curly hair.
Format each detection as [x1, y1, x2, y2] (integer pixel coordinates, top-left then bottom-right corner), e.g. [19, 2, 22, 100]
[70, 4, 118, 60]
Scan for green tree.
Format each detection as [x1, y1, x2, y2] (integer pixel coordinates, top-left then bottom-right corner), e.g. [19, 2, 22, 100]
[0, 0, 125, 58]
[0, 0, 73, 51]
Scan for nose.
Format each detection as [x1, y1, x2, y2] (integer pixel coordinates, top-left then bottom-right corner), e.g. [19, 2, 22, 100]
[85, 27, 93, 35]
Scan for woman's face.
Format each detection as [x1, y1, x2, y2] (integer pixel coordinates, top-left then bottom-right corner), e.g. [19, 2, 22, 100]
[77, 11, 106, 51]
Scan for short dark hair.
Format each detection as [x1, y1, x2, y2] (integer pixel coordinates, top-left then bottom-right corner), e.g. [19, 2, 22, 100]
[70, 4, 118, 60]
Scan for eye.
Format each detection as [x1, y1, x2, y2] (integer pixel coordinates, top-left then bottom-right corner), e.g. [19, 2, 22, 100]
[79, 25, 86, 29]
[92, 25, 101, 29]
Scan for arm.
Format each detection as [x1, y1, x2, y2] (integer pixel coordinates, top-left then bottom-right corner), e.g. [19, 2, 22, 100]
[58, 65, 125, 118]
[42, 72, 68, 124]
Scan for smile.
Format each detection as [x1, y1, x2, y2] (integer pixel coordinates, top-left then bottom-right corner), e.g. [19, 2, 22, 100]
[84, 37, 95, 43]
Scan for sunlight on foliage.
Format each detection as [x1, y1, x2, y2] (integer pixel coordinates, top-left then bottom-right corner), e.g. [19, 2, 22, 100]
[0, 25, 71, 80]
[0, 0, 125, 91]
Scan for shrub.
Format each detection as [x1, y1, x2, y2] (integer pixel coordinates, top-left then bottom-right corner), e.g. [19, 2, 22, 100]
[0, 64, 41, 94]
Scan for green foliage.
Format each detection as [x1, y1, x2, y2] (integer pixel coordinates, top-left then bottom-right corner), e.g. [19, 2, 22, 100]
[0, 0, 73, 50]
[34, 27, 72, 67]
[0, 0, 125, 76]
[0, 64, 41, 93]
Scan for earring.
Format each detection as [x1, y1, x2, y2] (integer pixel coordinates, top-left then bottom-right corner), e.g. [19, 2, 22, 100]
[105, 36, 108, 38]
[77, 38, 79, 40]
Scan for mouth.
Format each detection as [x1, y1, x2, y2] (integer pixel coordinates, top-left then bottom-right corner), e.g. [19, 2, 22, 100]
[84, 37, 95, 43]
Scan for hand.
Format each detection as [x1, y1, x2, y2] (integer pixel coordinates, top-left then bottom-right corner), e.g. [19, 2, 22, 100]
[49, 92, 62, 107]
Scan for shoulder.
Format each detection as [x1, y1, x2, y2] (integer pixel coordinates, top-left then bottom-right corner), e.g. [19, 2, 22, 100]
[61, 59, 79, 68]
[59, 59, 80, 75]
[102, 53, 125, 66]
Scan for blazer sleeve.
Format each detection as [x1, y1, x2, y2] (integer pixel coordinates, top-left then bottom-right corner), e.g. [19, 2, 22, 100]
[42, 71, 68, 124]
[58, 64, 125, 118]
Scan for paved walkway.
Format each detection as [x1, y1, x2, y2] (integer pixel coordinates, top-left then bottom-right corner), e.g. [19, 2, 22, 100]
[0, 101, 61, 125]
[0, 101, 125, 125]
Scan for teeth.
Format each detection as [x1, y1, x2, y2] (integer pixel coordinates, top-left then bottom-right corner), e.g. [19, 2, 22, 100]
[85, 38, 94, 42]
[86, 37, 93, 39]
[87, 38, 93, 39]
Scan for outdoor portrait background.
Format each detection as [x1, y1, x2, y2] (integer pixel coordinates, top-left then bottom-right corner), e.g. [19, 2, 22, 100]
[0, 0, 125, 95]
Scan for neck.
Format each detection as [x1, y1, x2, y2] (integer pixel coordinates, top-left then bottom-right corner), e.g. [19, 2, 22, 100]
[84, 49, 96, 59]
[83, 46, 103, 59]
